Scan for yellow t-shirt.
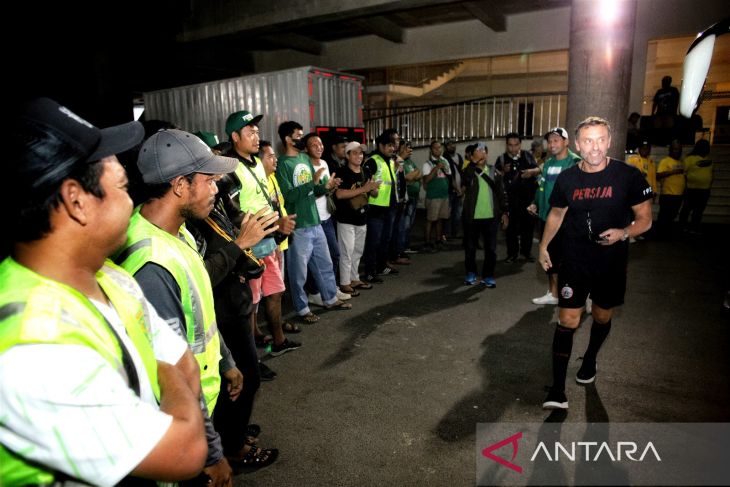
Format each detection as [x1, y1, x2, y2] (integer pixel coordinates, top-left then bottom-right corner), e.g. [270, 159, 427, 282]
[657, 156, 685, 196]
[268, 174, 289, 251]
[627, 155, 657, 194]
[683, 154, 713, 190]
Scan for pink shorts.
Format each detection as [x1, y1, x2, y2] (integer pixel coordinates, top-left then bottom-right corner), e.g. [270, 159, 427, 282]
[249, 251, 286, 304]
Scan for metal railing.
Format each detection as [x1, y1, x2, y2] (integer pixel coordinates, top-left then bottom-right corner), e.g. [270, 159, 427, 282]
[364, 92, 568, 147]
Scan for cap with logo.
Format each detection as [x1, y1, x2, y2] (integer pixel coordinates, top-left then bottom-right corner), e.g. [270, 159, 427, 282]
[137, 129, 238, 184]
[345, 141, 366, 153]
[11, 97, 144, 190]
[544, 127, 569, 140]
[225, 110, 264, 137]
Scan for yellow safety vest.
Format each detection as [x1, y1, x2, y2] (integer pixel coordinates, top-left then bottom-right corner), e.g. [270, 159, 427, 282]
[368, 154, 394, 207]
[0, 258, 160, 486]
[116, 207, 222, 413]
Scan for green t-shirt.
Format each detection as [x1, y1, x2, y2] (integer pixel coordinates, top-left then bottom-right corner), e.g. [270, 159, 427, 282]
[424, 158, 450, 200]
[475, 173, 494, 219]
[534, 150, 581, 221]
[275, 153, 328, 229]
[403, 158, 421, 199]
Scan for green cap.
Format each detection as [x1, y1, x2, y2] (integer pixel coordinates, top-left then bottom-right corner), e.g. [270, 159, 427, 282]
[193, 131, 219, 148]
[225, 110, 263, 138]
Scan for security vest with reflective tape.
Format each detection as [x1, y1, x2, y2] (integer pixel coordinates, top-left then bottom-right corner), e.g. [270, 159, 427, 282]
[0, 257, 160, 487]
[368, 154, 394, 207]
[116, 207, 222, 413]
[234, 156, 272, 214]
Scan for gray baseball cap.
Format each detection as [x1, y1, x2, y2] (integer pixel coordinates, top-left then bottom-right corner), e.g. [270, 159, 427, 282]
[137, 129, 238, 184]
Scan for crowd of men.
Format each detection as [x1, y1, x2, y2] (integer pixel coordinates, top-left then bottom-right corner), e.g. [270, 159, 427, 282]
[3, 95, 710, 484]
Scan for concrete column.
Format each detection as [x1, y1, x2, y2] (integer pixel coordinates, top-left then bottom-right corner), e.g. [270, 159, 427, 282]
[566, 0, 637, 158]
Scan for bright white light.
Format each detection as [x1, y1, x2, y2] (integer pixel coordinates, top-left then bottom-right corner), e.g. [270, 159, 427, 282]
[600, 0, 619, 25]
[133, 106, 144, 121]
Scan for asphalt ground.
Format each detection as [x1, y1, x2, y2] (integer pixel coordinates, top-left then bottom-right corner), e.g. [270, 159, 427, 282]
[236, 215, 730, 486]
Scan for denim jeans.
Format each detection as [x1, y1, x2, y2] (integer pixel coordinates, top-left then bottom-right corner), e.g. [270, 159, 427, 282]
[399, 197, 418, 252]
[286, 226, 339, 315]
[304, 217, 340, 294]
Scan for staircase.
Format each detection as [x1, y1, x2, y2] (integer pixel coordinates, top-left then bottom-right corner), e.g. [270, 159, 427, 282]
[705, 146, 730, 225]
[366, 62, 466, 98]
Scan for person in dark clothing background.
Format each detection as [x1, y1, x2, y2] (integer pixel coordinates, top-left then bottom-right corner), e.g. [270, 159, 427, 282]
[461, 142, 507, 288]
[188, 186, 281, 471]
[495, 132, 540, 262]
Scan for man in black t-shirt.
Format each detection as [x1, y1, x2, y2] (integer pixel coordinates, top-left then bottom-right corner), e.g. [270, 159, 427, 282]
[538, 117, 653, 410]
[335, 141, 380, 293]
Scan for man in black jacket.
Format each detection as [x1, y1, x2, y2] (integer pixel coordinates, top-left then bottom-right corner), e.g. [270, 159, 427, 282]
[496, 133, 540, 262]
[462, 142, 508, 287]
[188, 192, 281, 471]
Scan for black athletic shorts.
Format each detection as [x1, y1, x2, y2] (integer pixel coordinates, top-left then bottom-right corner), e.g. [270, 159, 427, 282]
[546, 229, 563, 275]
[557, 257, 627, 309]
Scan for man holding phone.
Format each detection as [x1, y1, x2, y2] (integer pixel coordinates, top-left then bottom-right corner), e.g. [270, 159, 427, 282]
[538, 117, 653, 410]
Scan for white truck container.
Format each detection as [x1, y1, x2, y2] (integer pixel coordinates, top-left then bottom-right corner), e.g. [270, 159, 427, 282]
[143, 66, 365, 147]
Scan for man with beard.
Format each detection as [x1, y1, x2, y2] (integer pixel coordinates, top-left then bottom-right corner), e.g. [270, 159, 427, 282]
[539, 117, 653, 410]
[116, 129, 249, 485]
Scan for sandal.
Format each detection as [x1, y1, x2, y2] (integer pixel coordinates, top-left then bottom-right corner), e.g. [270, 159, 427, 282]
[254, 334, 273, 348]
[228, 445, 279, 470]
[351, 280, 373, 290]
[301, 312, 319, 324]
[339, 285, 360, 297]
[324, 300, 352, 310]
[282, 321, 302, 333]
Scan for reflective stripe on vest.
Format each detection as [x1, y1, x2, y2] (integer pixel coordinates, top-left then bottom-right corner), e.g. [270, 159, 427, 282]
[0, 257, 159, 486]
[368, 154, 394, 207]
[116, 207, 222, 413]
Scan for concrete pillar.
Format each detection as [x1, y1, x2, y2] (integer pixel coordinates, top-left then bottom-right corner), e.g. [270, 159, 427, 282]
[566, 0, 637, 158]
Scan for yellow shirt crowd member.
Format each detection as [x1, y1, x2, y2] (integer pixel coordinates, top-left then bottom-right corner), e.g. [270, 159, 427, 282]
[627, 154, 657, 195]
[683, 154, 713, 190]
[657, 156, 685, 196]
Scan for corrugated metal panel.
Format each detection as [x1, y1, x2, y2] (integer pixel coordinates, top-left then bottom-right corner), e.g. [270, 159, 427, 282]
[143, 66, 364, 146]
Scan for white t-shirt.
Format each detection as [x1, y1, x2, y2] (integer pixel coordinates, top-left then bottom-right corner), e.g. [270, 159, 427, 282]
[422, 157, 452, 177]
[311, 159, 332, 222]
[0, 299, 187, 486]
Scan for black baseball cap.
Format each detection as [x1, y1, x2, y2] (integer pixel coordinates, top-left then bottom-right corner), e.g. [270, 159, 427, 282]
[11, 97, 144, 190]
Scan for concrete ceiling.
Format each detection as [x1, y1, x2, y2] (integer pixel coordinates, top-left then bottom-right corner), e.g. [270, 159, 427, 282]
[9, 0, 568, 124]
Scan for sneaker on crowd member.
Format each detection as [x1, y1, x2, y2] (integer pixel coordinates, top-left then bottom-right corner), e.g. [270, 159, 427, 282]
[533, 290, 559, 305]
[464, 272, 479, 285]
[481, 277, 497, 288]
[378, 265, 399, 276]
[269, 338, 302, 357]
[362, 273, 384, 284]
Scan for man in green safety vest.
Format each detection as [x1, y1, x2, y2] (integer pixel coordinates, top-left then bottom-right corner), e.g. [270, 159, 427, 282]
[116, 129, 255, 486]
[1, 98, 207, 486]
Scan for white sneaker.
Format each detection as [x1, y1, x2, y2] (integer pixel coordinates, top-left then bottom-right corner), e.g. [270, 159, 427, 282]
[532, 291, 558, 305]
[336, 289, 352, 301]
[585, 297, 592, 314]
[307, 293, 324, 307]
